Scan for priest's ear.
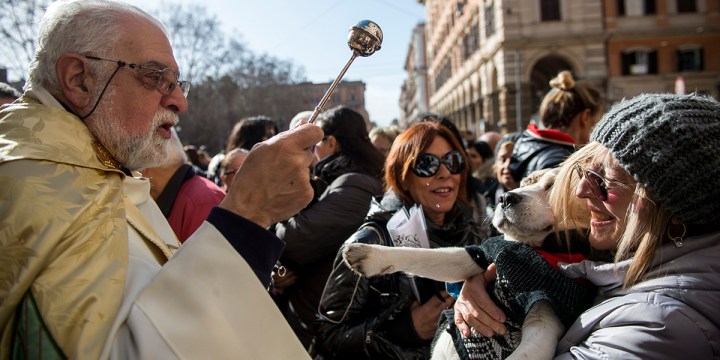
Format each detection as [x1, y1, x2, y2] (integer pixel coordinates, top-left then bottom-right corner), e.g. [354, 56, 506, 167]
[55, 53, 95, 109]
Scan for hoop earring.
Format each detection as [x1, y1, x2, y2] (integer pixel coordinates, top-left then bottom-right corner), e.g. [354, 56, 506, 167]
[667, 223, 686, 248]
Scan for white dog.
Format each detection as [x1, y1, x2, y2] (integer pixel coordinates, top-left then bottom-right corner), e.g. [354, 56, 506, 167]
[343, 168, 594, 360]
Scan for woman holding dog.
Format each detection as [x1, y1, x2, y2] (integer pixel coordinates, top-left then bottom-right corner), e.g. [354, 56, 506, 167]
[315, 121, 488, 359]
[454, 93, 720, 359]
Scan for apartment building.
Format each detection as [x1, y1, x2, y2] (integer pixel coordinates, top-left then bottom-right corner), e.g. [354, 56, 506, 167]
[605, 0, 720, 101]
[405, 0, 719, 135]
[400, 24, 431, 128]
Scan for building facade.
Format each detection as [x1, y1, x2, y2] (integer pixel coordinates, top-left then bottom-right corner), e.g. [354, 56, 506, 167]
[409, 0, 720, 136]
[604, 0, 720, 102]
[400, 24, 431, 128]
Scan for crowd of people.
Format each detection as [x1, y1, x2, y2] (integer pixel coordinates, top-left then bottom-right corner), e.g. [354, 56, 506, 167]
[1, 0, 719, 359]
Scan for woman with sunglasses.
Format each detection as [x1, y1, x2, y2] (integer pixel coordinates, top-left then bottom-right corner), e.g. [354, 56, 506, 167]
[453, 93, 720, 359]
[315, 121, 488, 359]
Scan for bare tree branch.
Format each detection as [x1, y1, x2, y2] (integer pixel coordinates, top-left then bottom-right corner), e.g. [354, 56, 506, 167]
[0, 0, 49, 80]
[0, 0, 310, 154]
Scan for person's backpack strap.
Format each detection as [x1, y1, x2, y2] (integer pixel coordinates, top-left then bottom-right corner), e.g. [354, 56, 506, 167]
[155, 164, 195, 217]
[359, 220, 392, 247]
[316, 220, 392, 325]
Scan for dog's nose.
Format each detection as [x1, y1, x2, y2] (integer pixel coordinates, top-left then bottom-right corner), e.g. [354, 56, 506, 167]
[500, 192, 520, 206]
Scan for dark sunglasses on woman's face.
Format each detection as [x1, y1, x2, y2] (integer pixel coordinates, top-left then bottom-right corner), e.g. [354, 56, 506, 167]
[412, 150, 465, 177]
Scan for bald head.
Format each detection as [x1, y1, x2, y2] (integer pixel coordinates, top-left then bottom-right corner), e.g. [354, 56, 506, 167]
[478, 131, 501, 153]
[220, 148, 250, 188]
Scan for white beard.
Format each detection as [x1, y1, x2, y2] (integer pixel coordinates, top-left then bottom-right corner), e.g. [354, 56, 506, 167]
[87, 87, 178, 171]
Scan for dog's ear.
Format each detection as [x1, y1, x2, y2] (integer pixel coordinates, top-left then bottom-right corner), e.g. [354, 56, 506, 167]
[539, 168, 559, 189]
[520, 168, 554, 187]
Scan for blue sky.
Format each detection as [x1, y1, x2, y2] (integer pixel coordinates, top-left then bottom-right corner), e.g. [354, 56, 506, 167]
[126, 0, 426, 126]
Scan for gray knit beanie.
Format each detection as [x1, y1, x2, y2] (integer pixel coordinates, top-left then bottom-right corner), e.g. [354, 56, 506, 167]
[590, 93, 720, 224]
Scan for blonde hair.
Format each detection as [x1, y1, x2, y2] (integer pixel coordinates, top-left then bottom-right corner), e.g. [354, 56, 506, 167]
[496, 140, 515, 158]
[547, 144, 594, 251]
[615, 184, 670, 287]
[550, 141, 672, 287]
[549, 143, 597, 233]
[539, 71, 603, 129]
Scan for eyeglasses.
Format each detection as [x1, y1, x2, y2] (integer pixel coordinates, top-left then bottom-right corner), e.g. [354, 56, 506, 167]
[574, 164, 630, 201]
[85, 55, 190, 97]
[412, 150, 465, 177]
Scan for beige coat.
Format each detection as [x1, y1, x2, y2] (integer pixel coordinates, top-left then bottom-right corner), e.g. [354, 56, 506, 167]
[0, 88, 308, 359]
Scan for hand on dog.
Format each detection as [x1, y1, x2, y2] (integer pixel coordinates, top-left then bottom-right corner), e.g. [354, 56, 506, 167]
[453, 264, 507, 337]
[411, 290, 456, 340]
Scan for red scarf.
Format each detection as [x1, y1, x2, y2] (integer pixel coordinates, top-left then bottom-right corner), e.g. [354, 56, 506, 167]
[535, 248, 590, 286]
[525, 123, 575, 145]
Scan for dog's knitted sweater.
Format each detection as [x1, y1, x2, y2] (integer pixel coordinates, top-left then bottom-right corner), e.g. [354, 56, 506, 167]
[437, 235, 596, 360]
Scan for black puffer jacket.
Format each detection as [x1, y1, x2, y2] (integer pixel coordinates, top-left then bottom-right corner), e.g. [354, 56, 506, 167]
[276, 152, 382, 348]
[315, 192, 487, 359]
[509, 131, 574, 183]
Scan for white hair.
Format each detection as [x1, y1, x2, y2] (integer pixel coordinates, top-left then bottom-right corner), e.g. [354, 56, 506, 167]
[26, 0, 167, 94]
[288, 110, 314, 130]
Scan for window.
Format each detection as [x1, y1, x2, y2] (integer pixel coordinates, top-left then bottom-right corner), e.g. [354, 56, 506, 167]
[540, 0, 561, 21]
[677, 47, 704, 72]
[617, 0, 656, 16]
[485, 2, 495, 37]
[621, 49, 658, 75]
[435, 59, 452, 91]
[677, 0, 697, 13]
[456, 0, 466, 17]
[462, 23, 479, 61]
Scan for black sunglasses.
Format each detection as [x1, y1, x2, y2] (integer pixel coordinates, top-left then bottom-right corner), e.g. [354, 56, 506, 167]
[574, 164, 630, 201]
[412, 150, 465, 177]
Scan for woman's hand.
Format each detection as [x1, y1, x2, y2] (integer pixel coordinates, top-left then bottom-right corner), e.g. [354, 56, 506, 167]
[411, 290, 456, 340]
[453, 264, 507, 337]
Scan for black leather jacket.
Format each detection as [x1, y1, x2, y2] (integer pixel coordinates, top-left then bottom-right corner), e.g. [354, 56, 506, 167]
[314, 192, 486, 359]
[509, 131, 574, 183]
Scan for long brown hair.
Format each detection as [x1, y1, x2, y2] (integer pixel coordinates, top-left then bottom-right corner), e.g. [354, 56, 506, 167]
[385, 121, 468, 205]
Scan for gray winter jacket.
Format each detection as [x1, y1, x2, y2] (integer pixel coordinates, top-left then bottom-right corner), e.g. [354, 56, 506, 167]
[555, 231, 720, 359]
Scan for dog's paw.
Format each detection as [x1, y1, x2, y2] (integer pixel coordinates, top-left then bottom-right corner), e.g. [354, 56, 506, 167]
[342, 243, 396, 277]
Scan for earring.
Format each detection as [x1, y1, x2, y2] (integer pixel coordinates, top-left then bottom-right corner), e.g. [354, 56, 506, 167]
[435, 204, 440, 208]
[667, 223, 686, 248]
